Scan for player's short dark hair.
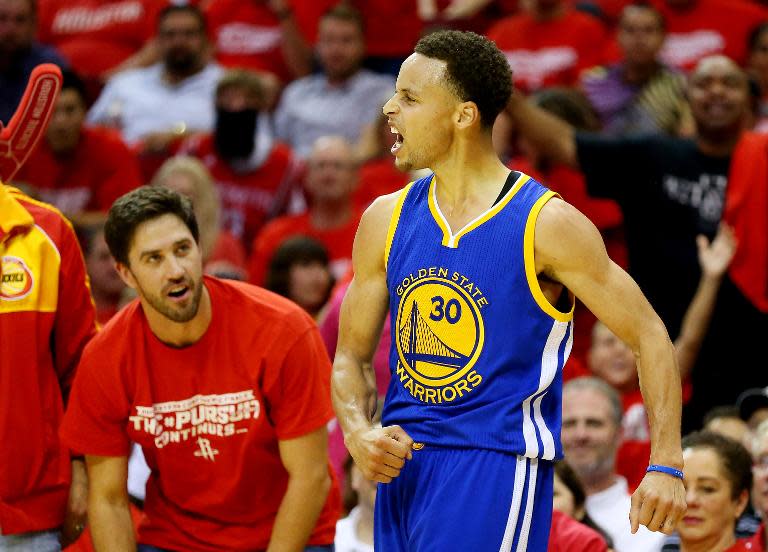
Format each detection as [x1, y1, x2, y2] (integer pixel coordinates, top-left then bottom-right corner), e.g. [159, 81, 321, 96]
[105, 186, 199, 267]
[414, 30, 512, 129]
[682, 431, 753, 500]
[157, 4, 206, 34]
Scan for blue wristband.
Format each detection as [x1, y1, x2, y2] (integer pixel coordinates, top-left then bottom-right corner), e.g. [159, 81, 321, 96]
[646, 464, 684, 479]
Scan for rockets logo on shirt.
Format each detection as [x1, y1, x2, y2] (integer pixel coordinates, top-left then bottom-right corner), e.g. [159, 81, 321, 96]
[394, 266, 487, 404]
[0, 256, 34, 300]
[129, 391, 260, 458]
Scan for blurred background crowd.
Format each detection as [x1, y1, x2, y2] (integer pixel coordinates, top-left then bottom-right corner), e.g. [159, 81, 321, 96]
[3, 0, 768, 550]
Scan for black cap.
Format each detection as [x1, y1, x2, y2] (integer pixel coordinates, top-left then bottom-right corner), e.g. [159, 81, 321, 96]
[736, 387, 768, 422]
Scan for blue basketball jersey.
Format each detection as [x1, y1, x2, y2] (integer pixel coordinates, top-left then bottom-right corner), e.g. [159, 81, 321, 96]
[383, 172, 574, 460]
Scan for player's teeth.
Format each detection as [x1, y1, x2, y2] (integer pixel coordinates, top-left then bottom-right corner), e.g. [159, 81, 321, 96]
[390, 127, 398, 134]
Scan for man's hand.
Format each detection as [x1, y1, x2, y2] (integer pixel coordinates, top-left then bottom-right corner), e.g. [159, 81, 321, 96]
[346, 425, 415, 483]
[629, 471, 687, 535]
[60, 459, 88, 547]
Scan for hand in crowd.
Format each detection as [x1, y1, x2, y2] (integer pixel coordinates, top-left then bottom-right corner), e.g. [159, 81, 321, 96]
[696, 224, 737, 280]
[629, 470, 687, 535]
[346, 425, 415, 484]
[60, 459, 88, 547]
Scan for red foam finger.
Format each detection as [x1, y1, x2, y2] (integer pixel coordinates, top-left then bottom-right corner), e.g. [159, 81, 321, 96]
[0, 63, 62, 183]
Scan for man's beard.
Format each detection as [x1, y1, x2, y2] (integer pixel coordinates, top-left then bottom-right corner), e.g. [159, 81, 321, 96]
[136, 275, 203, 323]
[214, 108, 258, 159]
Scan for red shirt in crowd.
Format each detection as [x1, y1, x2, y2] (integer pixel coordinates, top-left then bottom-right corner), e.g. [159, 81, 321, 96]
[548, 510, 608, 552]
[60, 277, 340, 550]
[655, 0, 768, 71]
[354, 158, 411, 212]
[37, 0, 169, 82]
[205, 0, 293, 83]
[348, 0, 422, 58]
[487, 8, 607, 92]
[179, 134, 301, 251]
[13, 126, 142, 216]
[730, 523, 766, 551]
[248, 211, 360, 286]
[0, 186, 97, 534]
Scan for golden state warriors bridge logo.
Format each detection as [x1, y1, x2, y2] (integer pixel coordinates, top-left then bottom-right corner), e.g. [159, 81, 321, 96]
[394, 267, 488, 404]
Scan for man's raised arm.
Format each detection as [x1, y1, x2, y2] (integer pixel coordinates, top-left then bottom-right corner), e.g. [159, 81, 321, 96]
[331, 193, 414, 483]
[534, 197, 686, 535]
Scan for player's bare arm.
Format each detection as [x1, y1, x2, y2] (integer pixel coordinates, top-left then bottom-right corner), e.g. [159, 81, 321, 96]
[534, 198, 687, 535]
[268, 427, 332, 552]
[86, 455, 135, 552]
[331, 192, 414, 484]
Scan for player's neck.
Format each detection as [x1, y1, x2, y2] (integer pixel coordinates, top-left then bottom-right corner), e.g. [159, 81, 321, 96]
[144, 284, 213, 347]
[431, 139, 510, 207]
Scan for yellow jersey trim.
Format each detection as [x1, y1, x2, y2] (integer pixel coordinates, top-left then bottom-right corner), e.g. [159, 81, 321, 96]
[523, 191, 575, 322]
[428, 173, 530, 248]
[384, 182, 414, 271]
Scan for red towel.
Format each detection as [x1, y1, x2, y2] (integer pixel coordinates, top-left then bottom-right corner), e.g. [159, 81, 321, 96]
[723, 131, 768, 312]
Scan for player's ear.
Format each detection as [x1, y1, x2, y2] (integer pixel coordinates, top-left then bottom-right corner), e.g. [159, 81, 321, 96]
[115, 261, 137, 290]
[454, 101, 479, 129]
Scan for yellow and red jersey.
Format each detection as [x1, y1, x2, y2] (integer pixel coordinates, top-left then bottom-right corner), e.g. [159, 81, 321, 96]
[0, 184, 97, 534]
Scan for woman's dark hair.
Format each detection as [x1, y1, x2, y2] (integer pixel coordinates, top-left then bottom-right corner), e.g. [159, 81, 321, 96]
[105, 186, 199, 266]
[265, 236, 332, 306]
[414, 30, 512, 129]
[682, 430, 753, 499]
[554, 460, 614, 549]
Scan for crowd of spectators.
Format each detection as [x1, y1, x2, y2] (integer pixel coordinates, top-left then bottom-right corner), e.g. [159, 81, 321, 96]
[3, 0, 768, 550]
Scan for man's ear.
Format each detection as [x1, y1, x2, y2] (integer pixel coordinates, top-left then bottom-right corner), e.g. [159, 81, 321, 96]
[115, 261, 137, 290]
[455, 101, 480, 129]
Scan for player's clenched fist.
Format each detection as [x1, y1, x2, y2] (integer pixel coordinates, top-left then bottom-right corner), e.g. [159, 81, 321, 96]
[345, 425, 415, 483]
[630, 471, 687, 535]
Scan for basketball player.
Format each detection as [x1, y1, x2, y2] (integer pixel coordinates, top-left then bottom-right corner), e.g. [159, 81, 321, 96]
[331, 30, 686, 550]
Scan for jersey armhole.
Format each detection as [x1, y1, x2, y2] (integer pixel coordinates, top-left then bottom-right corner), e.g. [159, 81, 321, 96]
[384, 182, 413, 271]
[523, 191, 575, 322]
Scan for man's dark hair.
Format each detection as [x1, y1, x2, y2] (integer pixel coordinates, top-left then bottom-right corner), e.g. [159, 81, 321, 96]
[61, 70, 88, 105]
[320, 4, 364, 34]
[105, 186, 199, 266]
[414, 30, 512, 129]
[157, 4, 206, 33]
[682, 431, 753, 500]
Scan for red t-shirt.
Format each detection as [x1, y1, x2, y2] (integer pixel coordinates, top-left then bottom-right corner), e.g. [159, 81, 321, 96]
[487, 8, 607, 93]
[180, 134, 300, 251]
[13, 126, 143, 215]
[248, 211, 360, 286]
[548, 510, 608, 552]
[37, 0, 168, 81]
[205, 0, 293, 83]
[655, 0, 768, 71]
[60, 277, 340, 551]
